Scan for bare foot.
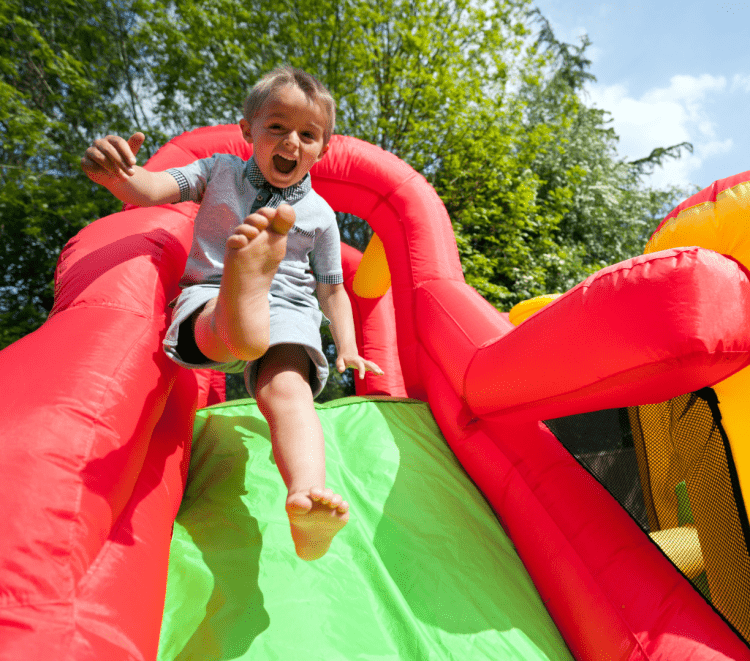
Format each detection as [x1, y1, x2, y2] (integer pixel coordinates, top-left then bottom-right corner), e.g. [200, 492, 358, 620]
[286, 487, 350, 561]
[212, 204, 296, 361]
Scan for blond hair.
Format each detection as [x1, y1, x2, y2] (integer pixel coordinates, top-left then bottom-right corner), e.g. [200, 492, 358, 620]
[243, 66, 336, 144]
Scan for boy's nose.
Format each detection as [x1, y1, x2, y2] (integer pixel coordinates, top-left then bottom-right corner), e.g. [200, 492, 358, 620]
[284, 131, 300, 148]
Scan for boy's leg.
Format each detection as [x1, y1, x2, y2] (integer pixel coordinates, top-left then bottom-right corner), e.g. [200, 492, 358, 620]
[255, 344, 349, 561]
[193, 204, 295, 363]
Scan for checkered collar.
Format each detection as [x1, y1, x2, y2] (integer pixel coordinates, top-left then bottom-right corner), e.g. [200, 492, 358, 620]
[245, 156, 310, 206]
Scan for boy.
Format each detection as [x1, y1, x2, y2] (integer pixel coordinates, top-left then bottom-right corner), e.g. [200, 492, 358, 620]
[82, 66, 382, 560]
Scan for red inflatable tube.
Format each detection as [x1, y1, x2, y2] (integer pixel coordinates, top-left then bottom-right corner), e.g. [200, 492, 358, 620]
[0, 188, 215, 658]
[340, 242, 407, 397]
[64, 367, 199, 659]
[415, 246, 750, 424]
[1, 125, 749, 661]
[465, 247, 750, 420]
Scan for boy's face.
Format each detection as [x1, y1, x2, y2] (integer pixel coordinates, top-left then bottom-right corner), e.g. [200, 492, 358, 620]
[240, 84, 330, 189]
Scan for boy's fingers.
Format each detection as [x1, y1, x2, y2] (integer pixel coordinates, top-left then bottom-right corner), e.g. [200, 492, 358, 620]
[88, 137, 131, 177]
[108, 135, 137, 174]
[350, 358, 366, 379]
[83, 145, 119, 179]
[335, 356, 384, 377]
[127, 132, 145, 159]
[365, 360, 384, 375]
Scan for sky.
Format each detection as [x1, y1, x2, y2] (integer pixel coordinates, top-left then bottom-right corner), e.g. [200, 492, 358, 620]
[530, 0, 750, 191]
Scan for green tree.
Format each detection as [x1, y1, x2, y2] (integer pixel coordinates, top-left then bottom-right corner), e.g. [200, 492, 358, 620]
[133, 0, 531, 166]
[0, 0, 158, 347]
[435, 15, 692, 308]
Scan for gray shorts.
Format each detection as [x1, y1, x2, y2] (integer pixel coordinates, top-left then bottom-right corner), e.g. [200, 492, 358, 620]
[163, 284, 329, 398]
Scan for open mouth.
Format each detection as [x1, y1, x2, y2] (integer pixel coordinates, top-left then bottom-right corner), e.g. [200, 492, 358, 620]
[273, 154, 297, 174]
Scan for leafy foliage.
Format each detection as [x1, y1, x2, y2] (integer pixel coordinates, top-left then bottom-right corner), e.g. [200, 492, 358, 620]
[435, 13, 691, 307]
[0, 0, 150, 347]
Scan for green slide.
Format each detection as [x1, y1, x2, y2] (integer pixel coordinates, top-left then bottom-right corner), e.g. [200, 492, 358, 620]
[158, 397, 572, 661]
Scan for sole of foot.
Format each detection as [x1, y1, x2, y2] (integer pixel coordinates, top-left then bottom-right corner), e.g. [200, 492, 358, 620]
[217, 204, 296, 360]
[286, 487, 350, 561]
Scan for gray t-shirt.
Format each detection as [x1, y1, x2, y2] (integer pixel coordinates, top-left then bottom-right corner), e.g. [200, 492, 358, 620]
[167, 154, 343, 312]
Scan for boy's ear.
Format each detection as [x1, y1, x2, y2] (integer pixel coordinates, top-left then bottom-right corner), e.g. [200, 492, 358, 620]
[239, 119, 253, 144]
[317, 142, 330, 161]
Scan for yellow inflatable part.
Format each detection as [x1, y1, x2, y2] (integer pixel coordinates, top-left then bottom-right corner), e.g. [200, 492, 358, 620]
[645, 179, 750, 271]
[352, 233, 391, 298]
[646, 178, 750, 507]
[508, 294, 562, 326]
[645, 176, 750, 631]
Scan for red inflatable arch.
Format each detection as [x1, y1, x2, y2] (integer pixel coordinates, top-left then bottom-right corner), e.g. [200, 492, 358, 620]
[1, 125, 750, 660]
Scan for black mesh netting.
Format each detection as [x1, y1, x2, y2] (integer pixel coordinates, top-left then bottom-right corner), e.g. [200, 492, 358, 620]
[545, 390, 750, 644]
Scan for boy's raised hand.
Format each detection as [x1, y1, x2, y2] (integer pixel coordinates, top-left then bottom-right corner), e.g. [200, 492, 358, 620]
[82, 132, 145, 183]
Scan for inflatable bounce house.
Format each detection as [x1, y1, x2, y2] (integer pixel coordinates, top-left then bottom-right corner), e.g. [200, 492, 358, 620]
[2, 125, 750, 661]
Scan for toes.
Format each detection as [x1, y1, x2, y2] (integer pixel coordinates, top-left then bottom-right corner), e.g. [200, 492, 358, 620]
[225, 234, 249, 250]
[309, 486, 330, 502]
[337, 500, 349, 514]
[242, 212, 271, 231]
[253, 205, 295, 235]
[309, 488, 346, 510]
[286, 493, 313, 514]
[230, 222, 261, 243]
[274, 203, 296, 232]
[318, 488, 335, 506]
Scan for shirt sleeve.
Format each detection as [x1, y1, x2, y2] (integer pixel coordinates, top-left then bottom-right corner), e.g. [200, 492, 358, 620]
[165, 155, 218, 204]
[311, 214, 344, 285]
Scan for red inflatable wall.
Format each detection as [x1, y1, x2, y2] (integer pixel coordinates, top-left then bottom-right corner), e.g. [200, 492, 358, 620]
[1, 125, 749, 660]
[340, 242, 407, 398]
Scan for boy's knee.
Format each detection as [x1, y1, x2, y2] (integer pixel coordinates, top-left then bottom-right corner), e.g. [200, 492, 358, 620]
[257, 371, 307, 408]
[257, 369, 312, 416]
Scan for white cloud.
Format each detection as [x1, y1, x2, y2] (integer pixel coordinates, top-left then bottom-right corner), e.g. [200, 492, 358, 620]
[585, 74, 733, 188]
[731, 73, 750, 93]
[644, 74, 726, 104]
[700, 138, 734, 159]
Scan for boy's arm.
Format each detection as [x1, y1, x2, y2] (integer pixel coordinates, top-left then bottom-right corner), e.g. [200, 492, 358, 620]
[317, 282, 384, 379]
[82, 132, 181, 207]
